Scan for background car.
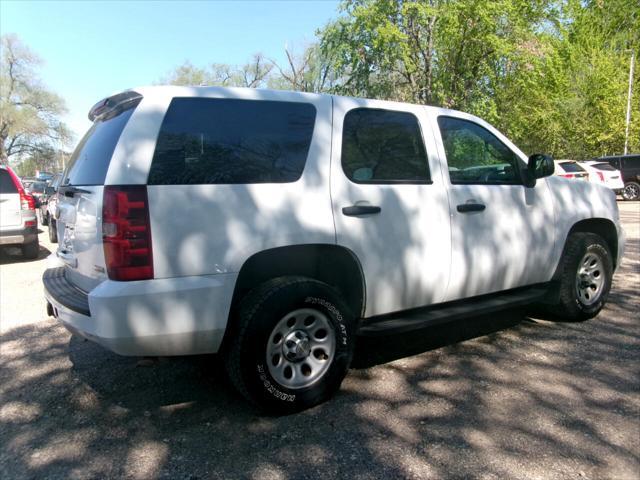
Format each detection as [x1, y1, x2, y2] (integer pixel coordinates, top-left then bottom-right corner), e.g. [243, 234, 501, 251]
[25, 180, 47, 206]
[37, 173, 63, 227]
[0, 165, 39, 259]
[35, 171, 54, 182]
[595, 154, 640, 201]
[553, 160, 589, 180]
[579, 161, 624, 193]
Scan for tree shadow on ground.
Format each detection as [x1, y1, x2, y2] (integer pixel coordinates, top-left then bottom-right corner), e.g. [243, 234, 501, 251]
[1, 295, 638, 479]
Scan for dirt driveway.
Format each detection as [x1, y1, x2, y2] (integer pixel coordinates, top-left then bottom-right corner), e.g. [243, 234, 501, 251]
[1, 203, 638, 479]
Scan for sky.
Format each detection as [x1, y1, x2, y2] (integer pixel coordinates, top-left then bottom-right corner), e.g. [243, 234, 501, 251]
[1, 0, 341, 142]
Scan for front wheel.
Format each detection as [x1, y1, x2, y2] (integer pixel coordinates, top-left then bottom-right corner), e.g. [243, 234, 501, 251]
[622, 181, 640, 201]
[547, 233, 613, 321]
[223, 276, 355, 414]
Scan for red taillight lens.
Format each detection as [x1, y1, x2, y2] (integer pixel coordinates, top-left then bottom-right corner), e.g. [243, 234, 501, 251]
[20, 191, 36, 210]
[102, 186, 153, 281]
[561, 173, 574, 179]
[597, 171, 604, 182]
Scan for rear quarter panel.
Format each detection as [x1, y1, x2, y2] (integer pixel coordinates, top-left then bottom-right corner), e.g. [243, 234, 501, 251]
[113, 87, 335, 278]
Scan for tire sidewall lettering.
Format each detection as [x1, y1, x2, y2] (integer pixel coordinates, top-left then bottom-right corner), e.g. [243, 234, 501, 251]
[257, 364, 295, 402]
[304, 296, 348, 346]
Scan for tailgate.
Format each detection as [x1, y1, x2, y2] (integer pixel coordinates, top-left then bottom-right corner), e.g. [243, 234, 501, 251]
[57, 186, 106, 292]
[56, 92, 141, 293]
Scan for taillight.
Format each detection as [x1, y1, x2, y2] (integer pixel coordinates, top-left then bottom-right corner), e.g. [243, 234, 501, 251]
[20, 191, 36, 210]
[4, 166, 35, 210]
[102, 186, 153, 281]
[597, 171, 604, 182]
[561, 173, 575, 179]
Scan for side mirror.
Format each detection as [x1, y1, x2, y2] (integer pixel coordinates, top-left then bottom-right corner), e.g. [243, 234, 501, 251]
[525, 153, 554, 187]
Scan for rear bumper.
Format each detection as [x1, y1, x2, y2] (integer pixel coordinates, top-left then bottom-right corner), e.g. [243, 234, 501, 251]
[43, 268, 237, 356]
[0, 226, 37, 246]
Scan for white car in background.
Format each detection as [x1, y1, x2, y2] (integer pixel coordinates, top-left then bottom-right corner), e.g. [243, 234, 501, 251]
[579, 161, 625, 194]
[0, 165, 39, 259]
[554, 160, 589, 180]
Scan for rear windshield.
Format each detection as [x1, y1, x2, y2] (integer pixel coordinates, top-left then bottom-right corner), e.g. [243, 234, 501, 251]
[29, 182, 47, 193]
[148, 98, 316, 185]
[559, 161, 586, 173]
[0, 170, 18, 194]
[63, 100, 140, 186]
[591, 162, 616, 171]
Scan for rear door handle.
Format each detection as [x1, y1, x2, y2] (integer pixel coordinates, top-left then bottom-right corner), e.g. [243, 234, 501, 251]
[456, 203, 486, 213]
[342, 205, 382, 217]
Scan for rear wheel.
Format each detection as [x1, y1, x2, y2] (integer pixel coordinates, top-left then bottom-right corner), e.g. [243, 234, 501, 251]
[545, 233, 613, 321]
[39, 209, 49, 226]
[48, 219, 58, 243]
[223, 276, 355, 413]
[21, 239, 39, 260]
[622, 181, 640, 201]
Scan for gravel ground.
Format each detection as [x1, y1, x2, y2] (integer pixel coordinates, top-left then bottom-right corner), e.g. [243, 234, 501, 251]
[0, 202, 638, 480]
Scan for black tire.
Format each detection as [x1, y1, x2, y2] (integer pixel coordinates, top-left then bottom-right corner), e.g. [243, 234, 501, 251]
[48, 220, 58, 243]
[622, 181, 640, 201]
[39, 209, 49, 226]
[223, 276, 355, 414]
[545, 233, 613, 321]
[21, 239, 39, 260]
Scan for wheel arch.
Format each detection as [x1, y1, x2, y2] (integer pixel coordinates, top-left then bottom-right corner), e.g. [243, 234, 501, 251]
[562, 218, 619, 270]
[229, 244, 366, 319]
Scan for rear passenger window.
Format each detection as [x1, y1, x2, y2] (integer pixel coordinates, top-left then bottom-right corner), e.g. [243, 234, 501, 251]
[0, 170, 18, 194]
[148, 98, 316, 185]
[341, 108, 431, 184]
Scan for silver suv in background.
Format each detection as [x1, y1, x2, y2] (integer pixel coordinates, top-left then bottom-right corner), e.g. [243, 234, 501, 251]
[0, 165, 39, 259]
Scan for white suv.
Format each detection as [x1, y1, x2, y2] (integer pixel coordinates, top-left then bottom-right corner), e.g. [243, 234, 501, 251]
[43, 87, 625, 413]
[0, 165, 39, 259]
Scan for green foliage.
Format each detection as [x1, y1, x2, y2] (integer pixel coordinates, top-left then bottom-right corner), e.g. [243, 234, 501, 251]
[0, 34, 72, 162]
[318, 0, 639, 158]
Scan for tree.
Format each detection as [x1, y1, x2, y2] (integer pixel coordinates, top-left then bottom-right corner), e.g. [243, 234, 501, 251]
[318, 0, 638, 158]
[268, 44, 338, 92]
[160, 53, 273, 88]
[0, 34, 71, 162]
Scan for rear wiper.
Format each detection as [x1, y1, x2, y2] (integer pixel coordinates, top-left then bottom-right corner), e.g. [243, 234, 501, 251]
[60, 185, 92, 197]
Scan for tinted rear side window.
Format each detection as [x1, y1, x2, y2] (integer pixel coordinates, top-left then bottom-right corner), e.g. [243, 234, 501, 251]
[623, 156, 640, 169]
[341, 108, 431, 183]
[63, 100, 140, 186]
[559, 161, 585, 173]
[0, 170, 18, 194]
[592, 162, 616, 171]
[148, 98, 316, 185]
